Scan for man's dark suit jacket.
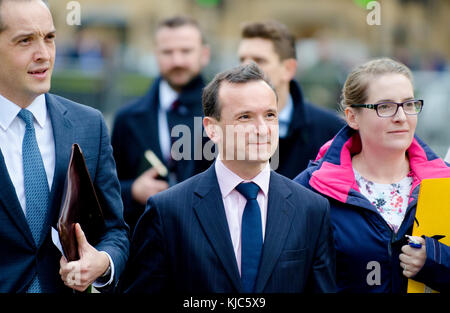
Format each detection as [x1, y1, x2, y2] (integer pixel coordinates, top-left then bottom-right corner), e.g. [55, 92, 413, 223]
[275, 80, 345, 179]
[0, 94, 129, 293]
[111, 76, 210, 233]
[119, 164, 336, 293]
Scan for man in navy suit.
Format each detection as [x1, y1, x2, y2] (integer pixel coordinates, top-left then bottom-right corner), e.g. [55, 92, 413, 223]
[119, 63, 336, 293]
[0, 0, 128, 293]
[111, 15, 211, 234]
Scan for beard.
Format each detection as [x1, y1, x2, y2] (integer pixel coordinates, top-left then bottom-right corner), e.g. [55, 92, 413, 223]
[162, 67, 198, 91]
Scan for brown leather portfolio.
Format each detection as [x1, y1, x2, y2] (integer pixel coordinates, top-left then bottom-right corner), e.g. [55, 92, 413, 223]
[57, 143, 105, 261]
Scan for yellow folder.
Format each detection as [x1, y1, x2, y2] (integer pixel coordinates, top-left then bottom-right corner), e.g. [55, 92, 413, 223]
[407, 177, 450, 293]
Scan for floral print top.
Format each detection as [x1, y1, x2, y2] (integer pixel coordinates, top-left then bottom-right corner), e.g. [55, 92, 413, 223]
[354, 169, 413, 233]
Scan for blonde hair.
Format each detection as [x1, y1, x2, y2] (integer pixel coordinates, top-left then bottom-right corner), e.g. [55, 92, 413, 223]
[340, 58, 413, 112]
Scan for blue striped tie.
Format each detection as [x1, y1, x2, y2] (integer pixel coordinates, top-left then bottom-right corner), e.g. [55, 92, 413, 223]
[18, 109, 49, 293]
[236, 182, 263, 293]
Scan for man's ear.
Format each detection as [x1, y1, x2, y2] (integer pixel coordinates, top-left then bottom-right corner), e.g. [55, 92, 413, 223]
[203, 116, 220, 143]
[281, 58, 298, 82]
[345, 107, 359, 130]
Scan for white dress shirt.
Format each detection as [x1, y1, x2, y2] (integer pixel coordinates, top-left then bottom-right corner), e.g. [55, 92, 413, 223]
[278, 94, 294, 138]
[0, 94, 55, 214]
[445, 147, 450, 163]
[215, 157, 270, 275]
[158, 80, 179, 162]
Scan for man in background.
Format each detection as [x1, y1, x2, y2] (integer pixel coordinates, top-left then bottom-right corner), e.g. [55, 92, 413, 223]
[111, 15, 211, 233]
[238, 20, 345, 178]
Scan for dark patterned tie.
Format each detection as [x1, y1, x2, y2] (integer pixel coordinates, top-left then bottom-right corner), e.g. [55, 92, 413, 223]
[18, 109, 49, 293]
[235, 182, 263, 293]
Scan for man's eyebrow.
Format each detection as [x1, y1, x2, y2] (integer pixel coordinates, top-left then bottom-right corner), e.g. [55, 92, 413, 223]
[234, 110, 252, 117]
[11, 29, 56, 42]
[11, 32, 35, 42]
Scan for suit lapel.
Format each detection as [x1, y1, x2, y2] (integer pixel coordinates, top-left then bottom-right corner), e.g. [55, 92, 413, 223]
[129, 106, 162, 161]
[254, 172, 295, 293]
[0, 150, 35, 246]
[129, 81, 165, 163]
[42, 94, 74, 246]
[193, 165, 242, 292]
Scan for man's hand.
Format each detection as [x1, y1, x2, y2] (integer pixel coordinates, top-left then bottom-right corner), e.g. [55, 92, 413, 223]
[59, 223, 110, 292]
[399, 236, 426, 278]
[131, 168, 169, 205]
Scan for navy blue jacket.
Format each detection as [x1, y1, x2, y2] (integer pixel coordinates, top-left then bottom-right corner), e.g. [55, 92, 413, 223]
[294, 126, 450, 293]
[111, 76, 210, 233]
[275, 80, 345, 179]
[0, 94, 129, 293]
[119, 164, 336, 293]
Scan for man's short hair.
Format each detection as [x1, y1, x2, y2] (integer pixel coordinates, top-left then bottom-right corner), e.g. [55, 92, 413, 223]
[202, 62, 277, 120]
[241, 20, 296, 60]
[156, 15, 206, 44]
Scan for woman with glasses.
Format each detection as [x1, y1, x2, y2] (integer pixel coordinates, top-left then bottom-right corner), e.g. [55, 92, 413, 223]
[294, 58, 450, 293]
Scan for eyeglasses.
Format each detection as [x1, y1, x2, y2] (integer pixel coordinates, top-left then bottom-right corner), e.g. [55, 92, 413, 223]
[350, 100, 424, 117]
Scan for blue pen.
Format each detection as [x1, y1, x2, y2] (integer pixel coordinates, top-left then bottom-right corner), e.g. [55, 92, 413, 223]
[405, 235, 422, 249]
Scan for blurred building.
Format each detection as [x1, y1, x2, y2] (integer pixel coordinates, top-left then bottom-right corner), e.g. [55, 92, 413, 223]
[48, 0, 450, 66]
[47, 0, 450, 156]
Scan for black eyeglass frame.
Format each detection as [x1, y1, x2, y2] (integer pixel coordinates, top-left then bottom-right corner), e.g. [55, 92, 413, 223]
[350, 99, 424, 117]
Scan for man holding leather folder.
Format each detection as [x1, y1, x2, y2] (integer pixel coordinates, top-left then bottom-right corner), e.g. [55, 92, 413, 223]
[0, 0, 129, 293]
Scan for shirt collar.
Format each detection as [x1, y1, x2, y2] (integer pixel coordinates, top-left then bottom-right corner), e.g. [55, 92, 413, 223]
[159, 79, 179, 112]
[0, 94, 47, 131]
[278, 94, 294, 124]
[215, 157, 270, 198]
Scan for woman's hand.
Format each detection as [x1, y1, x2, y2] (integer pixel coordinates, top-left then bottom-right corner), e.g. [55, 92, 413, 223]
[399, 236, 426, 278]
